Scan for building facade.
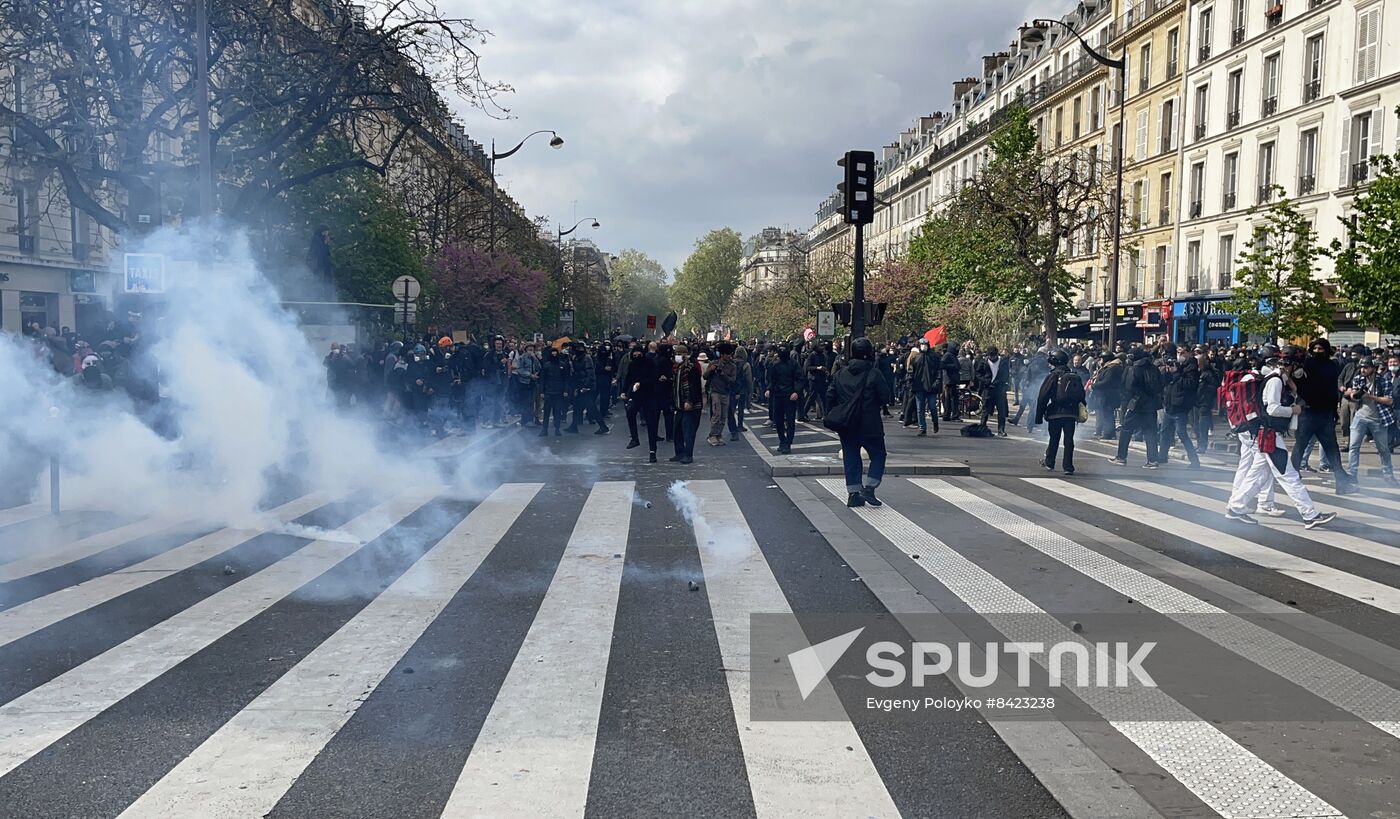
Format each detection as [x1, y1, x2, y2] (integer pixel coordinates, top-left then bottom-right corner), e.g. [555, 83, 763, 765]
[740, 227, 806, 292]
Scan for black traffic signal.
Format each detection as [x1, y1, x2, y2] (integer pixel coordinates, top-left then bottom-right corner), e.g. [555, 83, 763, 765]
[837, 150, 875, 226]
[831, 301, 852, 327]
[866, 301, 888, 327]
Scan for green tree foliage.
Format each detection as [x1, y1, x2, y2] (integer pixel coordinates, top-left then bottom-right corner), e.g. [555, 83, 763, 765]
[1226, 187, 1333, 343]
[1332, 120, 1400, 334]
[907, 202, 1028, 315]
[955, 103, 1116, 344]
[669, 228, 743, 333]
[866, 259, 935, 340]
[609, 250, 671, 337]
[929, 294, 1035, 352]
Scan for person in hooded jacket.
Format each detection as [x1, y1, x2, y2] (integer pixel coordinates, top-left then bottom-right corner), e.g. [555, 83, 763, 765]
[909, 339, 941, 436]
[622, 345, 651, 448]
[766, 346, 802, 454]
[1111, 348, 1162, 467]
[1091, 352, 1124, 439]
[1193, 351, 1220, 452]
[826, 338, 895, 508]
[669, 344, 704, 464]
[1158, 343, 1202, 468]
[566, 344, 599, 434]
[941, 342, 961, 420]
[1035, 349, 1084, 475]
[538, 346, 571, 437]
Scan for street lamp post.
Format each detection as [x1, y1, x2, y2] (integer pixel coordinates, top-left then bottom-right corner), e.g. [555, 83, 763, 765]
[1033, 19, 1127, 350]
[489, 130, 564, 252]
[557, 217, 600, 330]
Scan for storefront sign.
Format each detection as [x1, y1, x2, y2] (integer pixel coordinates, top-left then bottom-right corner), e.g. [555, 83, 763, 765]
[123, 253, 165, 293]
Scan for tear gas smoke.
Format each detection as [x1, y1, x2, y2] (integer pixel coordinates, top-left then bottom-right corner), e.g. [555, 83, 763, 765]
[667, 480, 753, 574]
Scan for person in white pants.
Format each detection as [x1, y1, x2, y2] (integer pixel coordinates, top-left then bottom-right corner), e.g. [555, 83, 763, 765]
[1225, 349, 1336, 529]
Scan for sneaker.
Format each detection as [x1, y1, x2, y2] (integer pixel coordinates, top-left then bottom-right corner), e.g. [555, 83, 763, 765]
[555, 429, 563, 437]
[1063, 468, 1075, 476]
[1319, 464, 1333, 473]
[649, 452, 658, 463]
[997, 431, 1008, 438]
[1256, 505, 1287, 518]
[626, 440, 640, 449]
[846, 493, 866, 508]
[730, 432, 739, 441]
[1108, 458, 1128, 466]
[679, 456, 693, 464]
[1187, 461, 1202, 470]
[1304, 512, 1337, 530]
[594, 428, 609, 435]
[860, 487, 883, 507]
[1143, 461, 1159, 469]
[667, 455, 681, 462]
[1039, 458, 1054, 471]
[1382, 475, 1400, 488]
[1224, 510, 1259, 524]
[1299, 465, 1317, 473]
[916, 429, 926, 436]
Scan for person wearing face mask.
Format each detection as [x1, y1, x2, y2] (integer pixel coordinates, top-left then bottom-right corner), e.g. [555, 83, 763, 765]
[909, 339, 941, 436]
[1292, 338, 1356, 492]
[512, 344, 541, 426]
[1344, 356, 1397, 487]
[973, 345, 1010, 436]
[826, 338, 894, 507]
[1159, 343, 1202, 469]
[765, 346, 802, 454]
[669, 344, 704, 464]
[538, 346, 571, 438]
[622, 345, 653, 449]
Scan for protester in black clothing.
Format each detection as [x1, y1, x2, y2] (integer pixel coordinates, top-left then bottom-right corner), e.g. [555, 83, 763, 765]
[1112, 349, 1163, 467]
[538, 346, 571, 437]
[827, 338, 895, 508]
[802, 342, 832, 420]
[974, 345, 1011, 436]
[941, 343, 961, 420]
[1193, 352, 1220, 452]
[622, 346, 654, 449]
[669, 344, 704, 464]
[1091, 353, 1124, 439]
[1159, 344, 1202, 468]
[909, 340, 941, 435]
[1293, 338, 1357, 493]
[1036, 349, 1084, 475]
[766, 346, 802, 453]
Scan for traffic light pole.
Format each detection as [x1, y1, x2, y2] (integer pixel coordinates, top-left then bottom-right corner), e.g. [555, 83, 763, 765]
[852, 223, 865, 340]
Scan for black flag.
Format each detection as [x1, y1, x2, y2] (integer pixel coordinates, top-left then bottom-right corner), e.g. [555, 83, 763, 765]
[660, 311, 678, 336]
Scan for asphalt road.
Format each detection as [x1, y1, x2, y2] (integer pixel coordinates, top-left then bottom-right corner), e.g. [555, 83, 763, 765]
[1, 403, 1398, 818]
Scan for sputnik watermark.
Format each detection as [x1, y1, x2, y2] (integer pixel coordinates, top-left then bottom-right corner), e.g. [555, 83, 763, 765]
[788, 628, 1156, 702]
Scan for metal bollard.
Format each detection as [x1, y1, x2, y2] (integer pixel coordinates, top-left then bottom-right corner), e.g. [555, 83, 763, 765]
[50, 454, 60, 515]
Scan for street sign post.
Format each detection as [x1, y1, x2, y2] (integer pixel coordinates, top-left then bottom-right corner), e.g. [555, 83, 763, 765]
[559, 309, 574, 335]
[817, 311, 836, 338]
[391, 275, 421, 303]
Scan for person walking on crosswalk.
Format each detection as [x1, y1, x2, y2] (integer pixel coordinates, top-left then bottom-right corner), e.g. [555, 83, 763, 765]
[669, 344, 703, 464]
[1225, 346, 1336, 528]
[765, 345, 802, 454]
[1035, 349, 1085, 476]
[826, 337, 894, 508]
[1110, 348, 1163, 468]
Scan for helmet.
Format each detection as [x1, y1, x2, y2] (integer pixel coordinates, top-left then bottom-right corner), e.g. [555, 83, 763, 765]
[1279, 345, 1306, 366]
[1047, 349, 1069, 367]
[1359, 356, 1378, 368]
[851, 337, 875, 361]
[1258, 344, 1281, 365]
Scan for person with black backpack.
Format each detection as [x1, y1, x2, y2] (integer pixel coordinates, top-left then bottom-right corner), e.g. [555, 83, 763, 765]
[825, 338, 895, 508]
[1159, 343, 1202, 469]
[1035, 349, 1085, 475]
[1110, 347, 1163, 468]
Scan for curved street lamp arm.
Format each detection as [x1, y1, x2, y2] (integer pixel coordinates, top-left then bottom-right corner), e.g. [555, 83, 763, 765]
[493, 130, 561, 161]
[1033, 19, 1125, 70]
[559, 217, 600, 238]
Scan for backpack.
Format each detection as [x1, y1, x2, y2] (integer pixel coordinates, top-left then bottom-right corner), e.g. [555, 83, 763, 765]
[1218, 370, 1263, 433]
[1055, 370, 1086, 407]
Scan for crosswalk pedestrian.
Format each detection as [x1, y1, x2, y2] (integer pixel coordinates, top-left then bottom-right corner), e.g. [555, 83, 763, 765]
[1, 469, 1398, 818]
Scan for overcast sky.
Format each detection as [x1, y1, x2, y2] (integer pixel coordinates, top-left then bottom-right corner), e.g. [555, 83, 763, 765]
[446, 0, 1066, 275]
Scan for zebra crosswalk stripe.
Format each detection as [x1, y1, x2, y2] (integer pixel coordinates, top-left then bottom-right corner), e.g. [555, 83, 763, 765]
[441, 481, 634, 817]
[912, 478, 1400, 741]
[0, 492, 334, 649]
[1112, 478, 1400, 568]
[1197, 479, 1400, 522]
[118, 483, 537, 819]
[0, 503, 47, 529]
[816, 478, 1343, 819]
[684, 480, 900, 818]
[1028, 478, 1400, 613]
[0, 486, 441, 780]
[0, 515, 197, 582]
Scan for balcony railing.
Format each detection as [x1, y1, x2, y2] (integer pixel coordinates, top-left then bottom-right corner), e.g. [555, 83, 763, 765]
[1159, 207, 1171, 226]
[1265, 5, 1284, 29]
[1231, 26, 1246, 47]
[72, 242, 89, 262]
[1304, 79, 1321, 102]
[1199, 44, 1212, 63]
[1187, 274, 1200, 291]
[1189, 200, 1203, 218]
[1194, 121, 1207, 141]
[1258, 184, 1275, 203]
[1351, 161, 1371, 186]
[1298, 174, 1316, 195]
[1166, 60, 1179, 80]
[1261, 96, 1278, 117]
[18, 234, 36, 255]
[1221, 270, 1232, 289]
[1227, 109, 1241, 129]
[1223, 191, 1238, 210]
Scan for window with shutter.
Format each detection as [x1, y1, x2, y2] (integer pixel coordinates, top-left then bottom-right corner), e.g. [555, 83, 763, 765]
[1369, 107, 1384, 164]
[1339, 115, 1352, 186]
[1136, 110, 1149, 160]
[1356, 7, 1381, 84]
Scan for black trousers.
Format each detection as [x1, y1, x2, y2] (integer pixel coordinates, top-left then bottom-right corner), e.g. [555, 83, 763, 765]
[625, 399, 643, 442]
[674, 408, 702, 459]
[1044, 418, 1076, 471]
[642, 400, 662, 452]
[1116, 409, 1159, 462]
[1292, 411, 1353, 483]
[802, 383, 826, 418]
[980, 387, 1008, 432]
[541, 394, 568, 431]
[569, 388, 593, 429]
[1160, 412, 1199, 464]
[773, 395, 797, 450]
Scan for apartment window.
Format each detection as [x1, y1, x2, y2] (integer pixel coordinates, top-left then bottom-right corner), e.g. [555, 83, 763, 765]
[1193, 84, 1210, 140]
[1133, 180, 1146, 224]
[1153, 245, 1170, 298]
[1343, 109, 1383, 185]
[1090, 86, 1103, 131]
[1298, 128, 1318, 194]
[20, 292, 56, 331]
[1227, 69, 1244, 129]
[16, 184, 37, 254]
[1304, 34, 1324, 101]
[1266, 1, 1284, 30]
[1219, 234, 1235, 288]
[1055, 106, 1064, 147]
[1232, 0, 1248, 45]
[1112, 122, 1123, 164]
[1224, 152, 1239, 209]
[1355, 6, 1381, 84]
[1261, 53, 1280, 116]
[1139, 43, 1152, 92]
[1190, 161, 1206, 216]
[1087, 207, 1099, 253]
[1199, 7, 1215, 62]
[1187, 240, 1203, 290]
[1159, 172, 1173, 225]
[1167, 28, 1181, 78]
[1131, 249, 1146, 299]
[1073, 97, 1083, 140]
[69, 208, 90, 261]
[1089, 144, 1101, 184]
[1159, 98, 1177, 153]
[1135, 109, 1149, 161]
[1258, 141, 1276, 201]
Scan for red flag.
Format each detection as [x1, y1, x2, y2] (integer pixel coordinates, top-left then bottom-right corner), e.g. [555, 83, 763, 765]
[923, 326, 947, 347]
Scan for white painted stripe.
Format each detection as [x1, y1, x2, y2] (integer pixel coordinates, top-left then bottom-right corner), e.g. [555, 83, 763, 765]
[914, 478, 1400, 741]
[1197, 479, 1400, 522]
[688, 480, 899, 818]
[0, 503, 47, 529]
[1113, 479, 1400, 568]
[441, 482, 633, 818]
[787, 441, 841, 451]
[1028, 479, 1400, 613]
[0, 486, 440, 779]
[118, 483, 536, 819]
[0, 515, 196, 581]
[0, 493, 334, 649]
[817, 478, 1343, 819]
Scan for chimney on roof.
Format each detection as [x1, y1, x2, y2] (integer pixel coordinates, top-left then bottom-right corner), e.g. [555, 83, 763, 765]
[952, 77, 979, 102]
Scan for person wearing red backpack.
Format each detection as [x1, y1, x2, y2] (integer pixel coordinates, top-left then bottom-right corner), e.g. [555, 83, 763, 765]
[1224, 346, 1336, 528]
